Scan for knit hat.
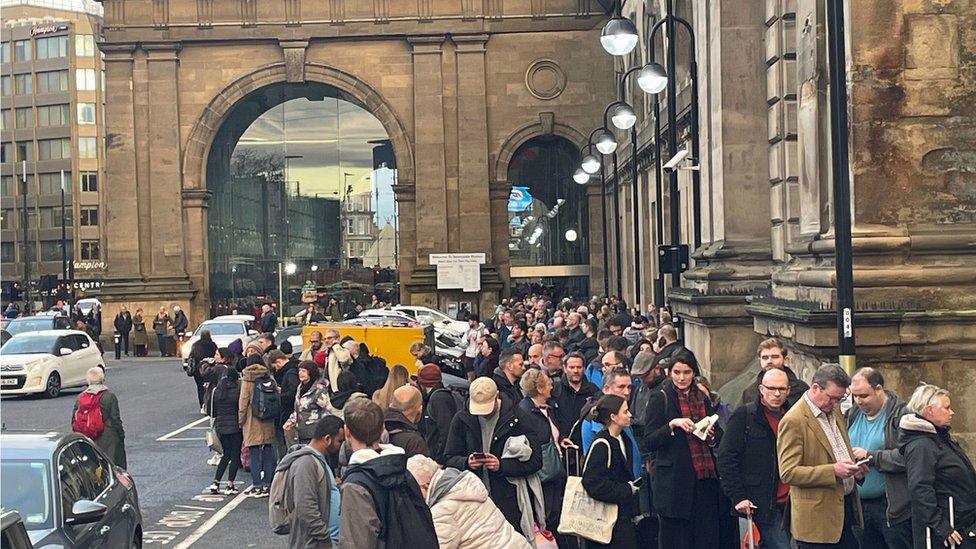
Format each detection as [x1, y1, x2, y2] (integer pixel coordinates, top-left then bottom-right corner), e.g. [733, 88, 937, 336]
[417, 364, 442, 388]
[227, 338, 244, 356]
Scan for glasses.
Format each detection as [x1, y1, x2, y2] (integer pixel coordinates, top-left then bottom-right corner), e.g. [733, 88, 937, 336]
[761, 385, 789, 395]
[549, 353, 565, 359]
[603, 361, 622, 368]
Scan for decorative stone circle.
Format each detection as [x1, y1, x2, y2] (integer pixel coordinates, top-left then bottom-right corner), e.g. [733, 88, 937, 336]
[525, 59, 566, 100]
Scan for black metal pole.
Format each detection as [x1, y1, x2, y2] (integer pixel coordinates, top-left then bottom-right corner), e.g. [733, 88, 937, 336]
[600, 162, 611, 296]
[630, 126, 641, 307]
[611, 152, 623, 297]
[665, 0, 682, 289]
[60, 171, 68, 286]
[673, 17, 702, 250]
[653, 96, 665, 308]
[21, 161, 31, 312]
[825, 0, 856, 373]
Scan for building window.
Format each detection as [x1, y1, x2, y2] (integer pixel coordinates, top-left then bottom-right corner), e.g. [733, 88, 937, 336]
[75, 35, 96, 56]
[0, 209, 14, 229]
[1, 242, 14, 263]
[39, 173, 70, 195]
[80, 207, 98, 226]
[38, 138, 71, 160]
[40, 241, 63, 262]
[0, 42, 10, 63]
[15, 107, 33, 129]
[37, 104, 70, 127]
[0, 110, 9, 130]
[1, 76, 10, 96]
[36, 36, 69, 60]
[14, 74, 33, 95]
[77, 103, 96, 125]
[37, 70, 69, 93]
[14, 40, 31, 62]
[16, 142, 34, 162]
[76, 69, 96, 91]
[78, 137, 97, 158]
[80, 172, 97, 192]
[81, 240, 100, 260]
[1, 177, 13, 197]
[1, 143, 10, 163]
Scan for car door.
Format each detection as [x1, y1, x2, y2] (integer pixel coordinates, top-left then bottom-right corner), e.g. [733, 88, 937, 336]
[73, 335, 101, 384]
[57, 443, 106, 549]
[58, 336, 86, 387]
[72, 441, 132, 548]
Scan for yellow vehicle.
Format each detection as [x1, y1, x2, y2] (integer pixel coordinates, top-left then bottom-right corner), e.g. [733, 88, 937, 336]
[299, 323, 434, 374]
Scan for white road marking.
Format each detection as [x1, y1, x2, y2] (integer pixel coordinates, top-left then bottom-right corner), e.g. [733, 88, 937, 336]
[156, 417, 210, 441]
[171, 491, 249, 549]
[174, 504, 216, 511]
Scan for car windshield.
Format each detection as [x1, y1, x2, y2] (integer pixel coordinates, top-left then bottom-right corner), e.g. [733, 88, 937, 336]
[6, 319, 53, 336]
[420, 309, 452, 322]
[195, 322, 244, 336]
[1, 334, 57, 355]
[0, 460, 54, 530]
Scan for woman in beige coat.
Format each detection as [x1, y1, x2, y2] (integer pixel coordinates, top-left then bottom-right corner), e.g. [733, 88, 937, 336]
[239, 362, 278, 497]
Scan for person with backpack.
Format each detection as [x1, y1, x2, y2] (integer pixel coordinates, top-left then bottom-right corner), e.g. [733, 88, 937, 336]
[338, 399, 438, 549]
[72, 367, 127, 469]
[271, 416, 344, 549]
[209, 365, 243, 495]
[384, 385, 429, 458]
[416, 363, 466, 464]
[240, 359, 281, 497]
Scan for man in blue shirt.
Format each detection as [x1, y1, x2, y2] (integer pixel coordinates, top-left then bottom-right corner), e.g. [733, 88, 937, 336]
[846, 367, 913, 549]
[580, 368, 641, 479]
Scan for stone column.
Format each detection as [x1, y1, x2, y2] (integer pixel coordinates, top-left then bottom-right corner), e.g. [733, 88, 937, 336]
[586, 181, 607, 296]
[488, 180, 512, 294]
[669, 0, 772, 384]
[408, 36, 449, 261]
[454, 34, 492, 257]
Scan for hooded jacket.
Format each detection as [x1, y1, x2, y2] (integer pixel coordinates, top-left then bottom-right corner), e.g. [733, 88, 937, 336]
[384, 409, 430, 458]
[426, 467, 533, 549]
[273, 360, 301, 427]
[338, 445, 412, 549]
[72, 385, 127, 469]
[844, 389, 911, 525]
[276, 446, 340, 549]
[899, 413, 976, 547]
[239, 364, 277, 446]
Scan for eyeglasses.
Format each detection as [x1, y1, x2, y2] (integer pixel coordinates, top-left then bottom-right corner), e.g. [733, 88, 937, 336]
[761, 385, 789, 395]
[602, 361, 622, 368]
[549, 353, 565, 359]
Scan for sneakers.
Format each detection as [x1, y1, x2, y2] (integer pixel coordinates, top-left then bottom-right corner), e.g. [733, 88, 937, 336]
[223, 482, 239, 495]
[208, 481, 220, 495]
[256, 486, 270, 498]
[206, 453, 221, 466]
[243, 485, 269, 498]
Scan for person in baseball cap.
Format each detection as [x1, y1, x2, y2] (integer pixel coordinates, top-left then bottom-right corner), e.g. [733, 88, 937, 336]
[468, 377, 499, 416]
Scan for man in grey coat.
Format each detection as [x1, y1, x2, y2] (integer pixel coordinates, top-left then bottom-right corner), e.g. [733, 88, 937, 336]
[276, 416, 345, 549]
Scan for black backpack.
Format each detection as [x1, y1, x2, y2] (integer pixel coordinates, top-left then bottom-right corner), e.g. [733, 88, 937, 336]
[250, 375, 281, 421]
[419, 386, 468, 459]
[343, 467, 438, 546]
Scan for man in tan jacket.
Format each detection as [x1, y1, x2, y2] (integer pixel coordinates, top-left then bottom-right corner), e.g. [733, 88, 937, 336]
[777, 363, 864, 548]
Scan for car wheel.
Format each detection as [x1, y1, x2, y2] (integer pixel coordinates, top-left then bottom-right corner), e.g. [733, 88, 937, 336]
[45, 371, 61, 398]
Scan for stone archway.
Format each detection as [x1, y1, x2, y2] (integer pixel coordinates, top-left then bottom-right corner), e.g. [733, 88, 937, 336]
[492, 117, 588, 185]
[179, 62, 416, 313]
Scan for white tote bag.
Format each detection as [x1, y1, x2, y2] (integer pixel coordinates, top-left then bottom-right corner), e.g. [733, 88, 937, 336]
[557, 439, 619, 544]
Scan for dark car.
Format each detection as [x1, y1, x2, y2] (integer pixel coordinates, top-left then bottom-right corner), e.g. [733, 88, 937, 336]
[5, 316, 72, 338]
[0, 431, 142, 548]
[1, 510, 33, 549]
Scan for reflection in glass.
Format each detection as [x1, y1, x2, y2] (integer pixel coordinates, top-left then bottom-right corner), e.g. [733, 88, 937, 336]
[206, 83, 398, 316]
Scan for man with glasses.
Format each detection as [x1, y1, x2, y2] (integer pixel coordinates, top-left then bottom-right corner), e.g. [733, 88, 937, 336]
[539, 341, 564, 378]
[718, 368, 794, 548]
[778, 364, 864, 548]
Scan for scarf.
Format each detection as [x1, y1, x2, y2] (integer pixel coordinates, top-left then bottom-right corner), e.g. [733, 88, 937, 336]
[675, 387, 717, 479]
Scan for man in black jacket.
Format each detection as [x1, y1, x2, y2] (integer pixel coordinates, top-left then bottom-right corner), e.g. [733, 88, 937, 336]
[490, 348, 525, 408]
[717, 368, 793, 549]
[552, 351, 599, 438]
[268, 349, 299, 457]
[260, 304, 278, 333]
[740, 338, 808, 408]
[385, 385, 430, 458]
[172, 306, 189, 337]
[415, 363, 458, 464]
[442, 377, 542, 531]
[113, 306, 133, 356]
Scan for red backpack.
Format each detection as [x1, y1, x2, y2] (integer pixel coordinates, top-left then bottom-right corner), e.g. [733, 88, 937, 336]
[72, 391, 106, 440]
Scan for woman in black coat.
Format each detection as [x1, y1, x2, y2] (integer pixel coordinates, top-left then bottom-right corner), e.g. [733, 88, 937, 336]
[189, 331, 219, 408]
[582, 394, 639, 548]
[640, 349, 729, 549]
[475, 336, 500, 378]
[208, 364, 242, 495]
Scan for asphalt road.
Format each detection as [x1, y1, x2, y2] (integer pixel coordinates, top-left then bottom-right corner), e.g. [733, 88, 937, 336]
[1, 356, 281, 548]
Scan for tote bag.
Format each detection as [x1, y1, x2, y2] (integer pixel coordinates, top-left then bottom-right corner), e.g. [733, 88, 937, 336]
[557, 438, 619, 544]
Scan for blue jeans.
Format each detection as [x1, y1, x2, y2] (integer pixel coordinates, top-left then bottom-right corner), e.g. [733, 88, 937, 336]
[854, 495, 913, 549]
[754, 504, 791, 549]
[248, 444, 277, 488]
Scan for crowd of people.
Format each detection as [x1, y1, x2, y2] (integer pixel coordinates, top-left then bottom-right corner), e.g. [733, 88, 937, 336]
[69, 293, 976, 549]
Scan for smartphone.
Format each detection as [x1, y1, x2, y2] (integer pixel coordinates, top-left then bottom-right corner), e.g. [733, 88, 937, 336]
[471, 452, 487, 460]
[855, 457, 871, 467]
[630, 477, 644, 488]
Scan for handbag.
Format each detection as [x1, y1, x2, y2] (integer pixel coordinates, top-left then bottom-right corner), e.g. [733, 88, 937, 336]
[557, 439, 619, 544]
[538, 441, 565, 484]
[206, 424, 223, 454]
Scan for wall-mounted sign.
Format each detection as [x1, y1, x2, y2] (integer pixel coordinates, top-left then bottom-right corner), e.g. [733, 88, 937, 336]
[31, 24, 68, 36]
[73, 260, 107, 270]
[430, 253, 485, 293]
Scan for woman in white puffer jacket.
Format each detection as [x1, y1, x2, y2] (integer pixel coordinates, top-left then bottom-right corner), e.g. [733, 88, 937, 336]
[407, 455, 533, 549]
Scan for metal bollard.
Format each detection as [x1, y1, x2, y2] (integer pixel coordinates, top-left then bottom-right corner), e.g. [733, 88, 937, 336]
[114, 333, 121, 360]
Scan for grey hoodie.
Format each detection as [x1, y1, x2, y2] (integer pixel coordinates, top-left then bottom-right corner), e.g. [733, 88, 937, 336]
[845, 389, 911, 525]
[275, 446, 338, 549]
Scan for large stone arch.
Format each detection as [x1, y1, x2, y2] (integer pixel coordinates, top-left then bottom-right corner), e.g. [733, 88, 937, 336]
[181, 62, 415, 193]
[491, 119, 588, 185]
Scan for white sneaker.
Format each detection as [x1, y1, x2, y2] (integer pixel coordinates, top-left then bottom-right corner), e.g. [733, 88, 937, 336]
[207, 453, 221, 466]
[242, 485, 261, 498]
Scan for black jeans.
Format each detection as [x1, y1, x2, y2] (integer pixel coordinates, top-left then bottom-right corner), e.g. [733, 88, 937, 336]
[215, 432, 243, 482]
[193, 375, 206, 409]
[854, 495, 912, 549]
[120, 332, 130, 355]
[796, 495, 859, 549]
[658, 478, 723, 549]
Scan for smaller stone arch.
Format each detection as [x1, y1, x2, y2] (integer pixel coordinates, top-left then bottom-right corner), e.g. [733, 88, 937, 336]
[492, 117, 588, 185]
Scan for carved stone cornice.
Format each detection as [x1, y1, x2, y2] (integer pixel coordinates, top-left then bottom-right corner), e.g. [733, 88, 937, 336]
[488, 180, 512, 200]
[279, 40, 309, 83]
[181, 188, 213, 208]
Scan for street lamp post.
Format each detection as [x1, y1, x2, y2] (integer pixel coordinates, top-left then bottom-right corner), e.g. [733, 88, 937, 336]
[60, 170, 68, 287]
[825, 0, 856, 372]
[20, 160, 31, 311]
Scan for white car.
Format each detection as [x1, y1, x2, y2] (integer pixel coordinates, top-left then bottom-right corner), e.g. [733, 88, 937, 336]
[180, 315, 257, 358]
[392, 305, 468, 335]
[0, 330, 105, 398]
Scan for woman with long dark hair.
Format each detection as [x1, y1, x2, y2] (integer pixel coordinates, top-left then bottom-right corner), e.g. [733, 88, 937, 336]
[208, 364, 242, 495]
[475, 336, 501, 378]
[582, 394, 639, 548]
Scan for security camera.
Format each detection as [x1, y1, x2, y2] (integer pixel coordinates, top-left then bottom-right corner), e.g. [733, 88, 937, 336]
[662, 149, 689, 171]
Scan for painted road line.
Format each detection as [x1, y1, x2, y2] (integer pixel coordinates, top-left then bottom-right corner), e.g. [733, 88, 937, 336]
[143, 492, 230, 546]
[157, 416, 210, 441]
[171, 491, 249, 549]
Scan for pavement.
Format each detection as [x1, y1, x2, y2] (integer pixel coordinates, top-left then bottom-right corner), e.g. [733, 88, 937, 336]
[1, 356, 282, 548]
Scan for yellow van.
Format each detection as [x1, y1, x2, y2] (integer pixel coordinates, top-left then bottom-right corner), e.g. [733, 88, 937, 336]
[299, 323, 434, 374]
